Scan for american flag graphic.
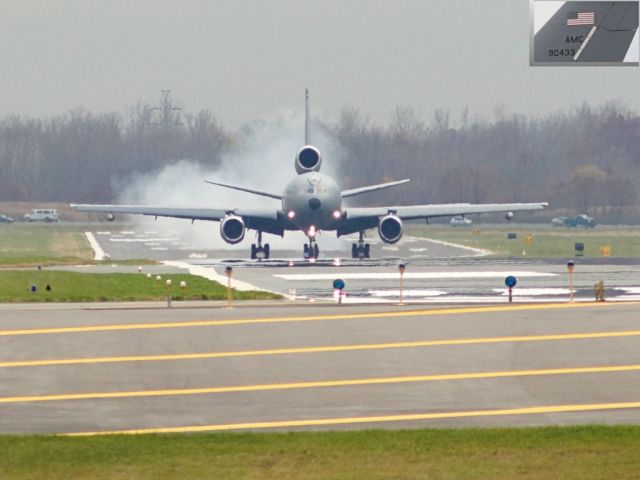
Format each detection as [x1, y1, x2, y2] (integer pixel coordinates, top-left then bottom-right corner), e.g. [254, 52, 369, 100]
[567, 11, 595, 26]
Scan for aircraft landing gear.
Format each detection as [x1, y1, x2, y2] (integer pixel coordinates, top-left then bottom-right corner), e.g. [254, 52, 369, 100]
[250, 231, 270, 260]
[351, 231, 370, 259]
[303, 237, 319, 260]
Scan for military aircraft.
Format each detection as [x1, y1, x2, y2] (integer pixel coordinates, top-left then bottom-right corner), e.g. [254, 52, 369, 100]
[72, 90, 548, 260]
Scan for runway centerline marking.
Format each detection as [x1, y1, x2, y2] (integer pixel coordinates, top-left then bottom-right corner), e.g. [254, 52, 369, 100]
[3, 329, 640, 368]
[0, 302, 634, 337]
[65, 400, 640, 435]
[4, 364, 640, 405]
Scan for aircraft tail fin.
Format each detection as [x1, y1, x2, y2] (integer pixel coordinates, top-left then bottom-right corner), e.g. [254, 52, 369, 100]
[305, 88, 311, 145]
[341, 179, 411, 198]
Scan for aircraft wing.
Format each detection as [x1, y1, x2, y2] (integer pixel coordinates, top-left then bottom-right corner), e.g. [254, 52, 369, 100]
[341, 179, 410, 198]
[337, 202, 548, 236]
[70, 204, 287, 236]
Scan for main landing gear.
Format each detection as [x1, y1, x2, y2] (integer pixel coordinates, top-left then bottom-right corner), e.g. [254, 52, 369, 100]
[250, 231, 270, 260]
[351, 231, 370, 259]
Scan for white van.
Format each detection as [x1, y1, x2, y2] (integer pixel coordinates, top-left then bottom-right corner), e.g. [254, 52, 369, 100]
[24, 209, 60, 222]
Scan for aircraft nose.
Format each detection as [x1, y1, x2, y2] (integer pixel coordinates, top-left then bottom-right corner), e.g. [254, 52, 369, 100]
[308, 197, 321, 210]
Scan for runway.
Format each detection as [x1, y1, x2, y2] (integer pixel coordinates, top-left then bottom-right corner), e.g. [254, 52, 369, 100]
[73, 226, 640, 303]
[2, 301, 640, 434]
[3, 226, 638, 434]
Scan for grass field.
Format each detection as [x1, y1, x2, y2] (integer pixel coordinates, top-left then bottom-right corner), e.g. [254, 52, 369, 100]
[0, 223, 94, 266]
[408, 224, 640, 258]
[0, 270, 279, 302]
[1, 427, 639, 479]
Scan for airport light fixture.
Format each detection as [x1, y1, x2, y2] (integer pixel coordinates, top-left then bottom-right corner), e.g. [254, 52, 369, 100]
[398, 263, 406, 305]
[567, 260, 575, 302]
[225, 266, 233, 308]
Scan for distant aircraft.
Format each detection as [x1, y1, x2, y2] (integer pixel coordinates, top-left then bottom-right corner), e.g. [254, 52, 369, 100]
[72, 90, 548, 260]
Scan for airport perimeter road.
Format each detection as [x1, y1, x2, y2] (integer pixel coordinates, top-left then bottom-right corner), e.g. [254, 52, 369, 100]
[1, 301, 640, 434]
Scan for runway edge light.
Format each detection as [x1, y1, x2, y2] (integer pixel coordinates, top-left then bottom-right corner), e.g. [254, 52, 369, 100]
[333, 278, 345, 305]
[398, 264, 406, 305]
[505, 275, 517, 303]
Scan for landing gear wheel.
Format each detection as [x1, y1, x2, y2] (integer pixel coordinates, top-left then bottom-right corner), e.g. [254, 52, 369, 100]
[250, 244, 257, 260]
[351, 243, 358, 258]
[264, 243, 270, 259]
[303, 244, 309, 258]
[314, 244, 319, 259]
[363, 243, 370, 258]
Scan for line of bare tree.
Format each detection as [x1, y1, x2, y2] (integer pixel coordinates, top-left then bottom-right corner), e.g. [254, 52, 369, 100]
[1, 99, 639, 215]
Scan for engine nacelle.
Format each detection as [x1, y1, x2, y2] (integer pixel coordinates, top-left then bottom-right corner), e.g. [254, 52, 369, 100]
[378, 214, 404, 244]
[505, 211, 514, 221]
[295, 145, 322, 174]
[220, 215, 245, 244]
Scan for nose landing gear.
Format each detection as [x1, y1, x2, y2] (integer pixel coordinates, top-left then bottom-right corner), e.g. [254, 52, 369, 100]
[303, 237, 319, 259]
[303, 227, 320, 260]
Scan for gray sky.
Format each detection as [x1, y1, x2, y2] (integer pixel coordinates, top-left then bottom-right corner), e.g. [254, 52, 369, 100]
[1, 0, 639, 127]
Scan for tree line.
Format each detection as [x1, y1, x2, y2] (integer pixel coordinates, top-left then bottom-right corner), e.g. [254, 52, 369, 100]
[1, 99, 639, 214]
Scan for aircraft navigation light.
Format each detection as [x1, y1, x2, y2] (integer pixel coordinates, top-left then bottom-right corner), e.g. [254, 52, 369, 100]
[332, 210, 342, 219]
[287, 210, 296, 219]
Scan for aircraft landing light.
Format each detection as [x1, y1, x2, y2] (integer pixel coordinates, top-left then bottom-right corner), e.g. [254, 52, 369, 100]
[287, 210, 296, 219]
[332, 210, 342, 219]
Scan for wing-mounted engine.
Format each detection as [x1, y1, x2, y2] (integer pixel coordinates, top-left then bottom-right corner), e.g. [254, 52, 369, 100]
[295, 145, 322, 174]
[378, 214, 403, 244]
[220, 215, 245, 244]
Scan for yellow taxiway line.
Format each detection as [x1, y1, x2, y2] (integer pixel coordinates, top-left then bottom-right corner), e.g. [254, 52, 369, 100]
[65, 400, 640, 436]
[3, 329, 640, 368]
[4, 364, 640, 405]
[0, 301, 632, 337]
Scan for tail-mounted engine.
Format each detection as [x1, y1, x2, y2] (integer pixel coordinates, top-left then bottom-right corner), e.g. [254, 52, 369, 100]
[378, 214, 403, 244]
[220, 215, 245, 244]
[295, 145, 322, 174]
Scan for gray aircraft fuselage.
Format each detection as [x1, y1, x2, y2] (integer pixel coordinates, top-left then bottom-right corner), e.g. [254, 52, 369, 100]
[281, 172, 342, 233]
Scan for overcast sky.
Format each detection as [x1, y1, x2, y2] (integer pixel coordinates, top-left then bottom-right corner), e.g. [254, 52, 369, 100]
[1, 0, 639, 127]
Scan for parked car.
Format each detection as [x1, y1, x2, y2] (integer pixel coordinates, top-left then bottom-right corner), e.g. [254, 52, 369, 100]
[550, 216, 568, 227]
[551, 214, 595, 228]
[450, 215, 472, 227]
[568, 214, 596, 228]
[24, 209, 60, 222]
[0, 213, 14, 223]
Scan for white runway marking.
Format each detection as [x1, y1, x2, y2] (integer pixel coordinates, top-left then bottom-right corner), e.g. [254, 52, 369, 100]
[419, 237, 490, 257]
[162, 261, 270, 293]
[369, 289, 447, 297]
[84, 232, 107, 261]
[492, 288, 571, 296]
[275, 271, 557, 281]
[109, 237, 179, 243]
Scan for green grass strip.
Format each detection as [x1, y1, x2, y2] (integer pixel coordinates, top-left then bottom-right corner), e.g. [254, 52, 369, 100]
[0, 271, 279, 302]
[0, 427, 639, 479]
